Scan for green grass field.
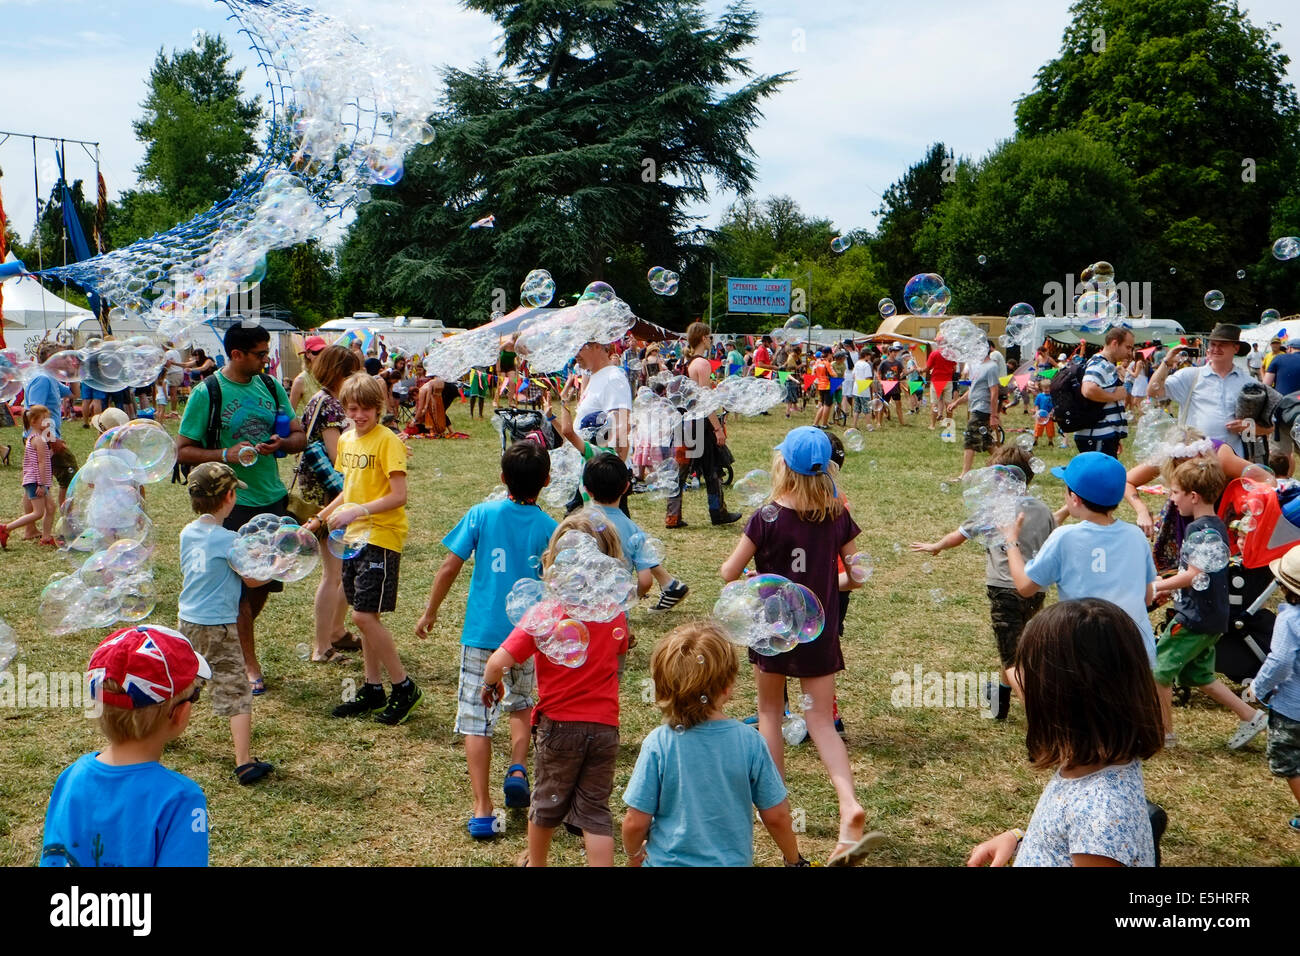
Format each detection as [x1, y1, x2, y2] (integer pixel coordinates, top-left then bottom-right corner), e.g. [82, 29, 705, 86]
[1, 401, 1296, 866]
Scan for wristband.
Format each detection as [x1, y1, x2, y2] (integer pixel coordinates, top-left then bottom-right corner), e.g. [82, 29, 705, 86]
[1011, 828, 1025, 844]
[222, 447, 229, 464]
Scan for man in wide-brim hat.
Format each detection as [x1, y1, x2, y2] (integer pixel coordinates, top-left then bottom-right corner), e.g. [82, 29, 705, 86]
[1147, 323, 1253, 456]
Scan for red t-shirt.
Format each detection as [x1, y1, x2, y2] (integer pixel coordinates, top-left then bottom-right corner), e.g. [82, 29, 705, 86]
[502, 614, 629, 726]
[925, 349, 956, 384]
[754, 346, 772, 368]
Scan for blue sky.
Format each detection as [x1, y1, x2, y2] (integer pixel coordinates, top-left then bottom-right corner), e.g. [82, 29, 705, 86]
[1, 0, 1298, 250]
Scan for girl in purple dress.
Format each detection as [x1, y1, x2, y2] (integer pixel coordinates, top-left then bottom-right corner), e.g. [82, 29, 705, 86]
[720, 426, 879, 865]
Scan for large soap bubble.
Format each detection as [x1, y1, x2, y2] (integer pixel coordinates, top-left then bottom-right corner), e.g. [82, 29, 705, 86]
[960, 464, 1028, 547]
[96, 420, 178, 485]
[733, 469, 772, 507]
[647, 266, 680, 296]
[521, 269, 556, 308]
[1272, 237, 1300, 261]
[712, 574, 825, 657]
[936, 317, 989, 365]
[714, 375, 785, 416]
[903, 273, 951, 316]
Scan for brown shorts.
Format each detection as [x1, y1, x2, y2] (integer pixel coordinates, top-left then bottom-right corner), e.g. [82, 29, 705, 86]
[529, 716, 619, 836]
[51, 447, 79, 488]
[177, 619, 251, 717]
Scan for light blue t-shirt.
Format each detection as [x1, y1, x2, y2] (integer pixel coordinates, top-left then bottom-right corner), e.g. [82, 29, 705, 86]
[24, 370, 69, 439]
[1025, 519, 1158, 661]
[41, 753, 208, 866]
[1014, 761, 1154, 867]
[594, 503, 656, 571]
[178, 519, 243, 626]
[623, 720, 787, 867]
[443, 498, 558, 650]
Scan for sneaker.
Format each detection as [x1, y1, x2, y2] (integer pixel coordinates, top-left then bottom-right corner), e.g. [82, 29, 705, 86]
[331, 682, 386, 718]
[651, 580, 689, 612]
[834, 717, 846, 740]
[1227, 709, 1268, 750]
[981, 681, 1011, 720]
[375, 681, 424, 725]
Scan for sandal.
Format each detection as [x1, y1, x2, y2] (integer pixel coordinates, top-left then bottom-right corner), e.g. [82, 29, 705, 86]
[503, 763, 531, 809]
[311, 647, 350, 664]
[39, 537, 57, 547]
[235, 760, 273, 785]
[332, 632, 362, 652]
[827, 830, 886, 867]
[467, 815, 499, 840]
[250, 676, 266, 696]
[1289, 816, 1300, 833]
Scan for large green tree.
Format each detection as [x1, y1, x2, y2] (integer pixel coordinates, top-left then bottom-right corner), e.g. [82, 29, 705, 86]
[915, 131, 1142, 317]
[871, 143, 952, 301]
[338, 1, 789, 327]
[1015, 0, 1300, 325]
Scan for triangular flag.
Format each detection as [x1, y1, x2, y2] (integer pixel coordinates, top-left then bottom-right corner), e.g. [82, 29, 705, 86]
[1041, 368, 1060, 379]
[1139, 346, 1157, 359]
[881, 381, 898, 396]
[999, 375, 1013, 387]
[802, 374, 814, 389]
[710, 360, 723, 373]
[908, 380, 924, 394]
[829, 377, 844, 392]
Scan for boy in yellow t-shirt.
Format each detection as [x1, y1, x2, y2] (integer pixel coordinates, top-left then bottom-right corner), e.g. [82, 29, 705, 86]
[305, 372, 422, 725]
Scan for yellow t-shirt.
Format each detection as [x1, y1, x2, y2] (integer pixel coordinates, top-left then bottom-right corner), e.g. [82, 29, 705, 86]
[336, 424, 409, 552]
[1264, 350, 1281, 372]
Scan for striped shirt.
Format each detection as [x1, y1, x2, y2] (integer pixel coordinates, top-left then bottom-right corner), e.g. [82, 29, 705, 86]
[21, 433, 52, 488]
[1075, 354, 1128, 439]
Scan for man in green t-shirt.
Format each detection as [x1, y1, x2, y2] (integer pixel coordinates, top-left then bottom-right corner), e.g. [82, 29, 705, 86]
[176, 323, 306, 694]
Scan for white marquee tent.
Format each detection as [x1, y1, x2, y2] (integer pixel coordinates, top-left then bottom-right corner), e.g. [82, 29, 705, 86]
[0, 252, 94, 331]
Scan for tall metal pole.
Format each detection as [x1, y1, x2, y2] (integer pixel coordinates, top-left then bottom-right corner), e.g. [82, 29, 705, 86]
[708, 263, 714, 333]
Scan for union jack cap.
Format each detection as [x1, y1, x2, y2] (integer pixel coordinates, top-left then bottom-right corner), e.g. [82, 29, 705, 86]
[88, 625, 212, 710]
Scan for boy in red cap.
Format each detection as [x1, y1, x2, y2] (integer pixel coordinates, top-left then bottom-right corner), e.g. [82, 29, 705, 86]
[40, 625, 211, 866]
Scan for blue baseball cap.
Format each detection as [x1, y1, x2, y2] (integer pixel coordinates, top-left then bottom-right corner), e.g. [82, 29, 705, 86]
[1050, 451, 1126, 508]
[776, 426, 833, 476]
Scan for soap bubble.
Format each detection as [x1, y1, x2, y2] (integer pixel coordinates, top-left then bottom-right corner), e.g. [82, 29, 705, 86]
[1029, 457, 1045, 474]
[1240, 463, 1278, 494]
[960, 464, 1028, 548]
[1262, 309, 1281, 323]
[579, 280, 617, 305]
[929, 588, 945, 604]
[760, 504, 780, 522]
[1272, 237, 1300, 261]
[1237, 269, 1247, 280]
[643, 458, 681, 501]
[1008, 302, 1036, 320]
[97, 420, 177, 484]
[647, 266, 680, 296]
[733, 469, 772, 507]
[485, 484, 509, 503]
[521, 269, 556, 308]
[236, 445, 259, 467]
[784, 314, 809, 331]
[712, 574, 825, 657]
[0, 619, 16, 672]
[1132, 406, 1185, 465]
[1182, 527, 1229, 578]
[542, 444, 584, 510]
[843, 429, 865, 452]
[506, 578, 547, 625]
[1014, 434, 1035, 452]
[536, 618, 590, 668]
[831, 236, 852, 254]
[878, 298, 896, 318]
[845, 552, 874, 584]
[327, 519, 371, 560]
[1169, 267, 1177, 275]
[936, 317, 988, 365]
[1203, 290, 1225, 311]
[714, 375, 785, 416]
[977, 254, 988, 265]
[903, 273, 951, 316]
[1191, 572, 1211, 591]
[781, 715, 808, 746]
[42, 350, 87, 384]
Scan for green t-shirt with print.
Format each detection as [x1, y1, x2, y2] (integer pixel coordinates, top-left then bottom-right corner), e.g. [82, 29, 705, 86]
[179, 371, 292, 507]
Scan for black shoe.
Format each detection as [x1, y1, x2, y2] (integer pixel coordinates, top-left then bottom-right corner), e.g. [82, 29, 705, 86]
[665, 517, 689, 529]
[651, 580, 689, 612]
[982, 681, 1011, 720]
[710, 510, 742, 525]
[375, 681, 424, 725]
[834, 717, 846, 740]
[332, 682, 387, 718]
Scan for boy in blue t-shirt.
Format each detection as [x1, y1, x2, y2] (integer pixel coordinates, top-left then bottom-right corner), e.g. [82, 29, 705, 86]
[415, 441, 556, 839]
[41, 624, 211, 866]
[623, 622, 811, 867]
[177, 462, 272, 784]
[1032, 378, 1056, 447]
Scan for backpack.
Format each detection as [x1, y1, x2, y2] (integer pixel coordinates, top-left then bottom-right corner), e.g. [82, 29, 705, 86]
[1048, 360, 1106, 433]
[173, 372, 284, 483]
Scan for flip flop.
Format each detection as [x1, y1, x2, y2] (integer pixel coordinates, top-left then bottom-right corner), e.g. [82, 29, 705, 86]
[503, 763, 531, 808]
[827, 830, 886, 867]
[332, 632, 362, 652]
[250, 676, 266, 696]
[311, 647, 350, 664]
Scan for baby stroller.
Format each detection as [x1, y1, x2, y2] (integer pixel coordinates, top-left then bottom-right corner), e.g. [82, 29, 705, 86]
[492, 407, 561, 454]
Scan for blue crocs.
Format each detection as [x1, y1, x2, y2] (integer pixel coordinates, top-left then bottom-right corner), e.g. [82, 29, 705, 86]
[468, 815, 499, 840]
[503, 764, 531, 809]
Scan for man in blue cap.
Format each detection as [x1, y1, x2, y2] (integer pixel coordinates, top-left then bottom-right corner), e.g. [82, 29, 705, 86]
[1001, 451, 1159, 664]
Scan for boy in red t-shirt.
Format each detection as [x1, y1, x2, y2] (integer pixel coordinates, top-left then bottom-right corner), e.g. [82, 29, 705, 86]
[481, 513, 629, 866]
[925, 347, 957, 428]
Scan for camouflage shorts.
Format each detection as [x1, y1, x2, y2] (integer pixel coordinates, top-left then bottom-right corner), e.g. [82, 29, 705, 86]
[964, 413, 997, 452]
[1267, 709, 1300, 778]
[988, 585, 1045, 668]
[177, 619, 251, 717]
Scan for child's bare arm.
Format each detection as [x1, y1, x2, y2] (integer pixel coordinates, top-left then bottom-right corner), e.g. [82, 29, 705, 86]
[1153, 565, 1201, 594]
[480, 647, 519, 705]
[622, 808, 653, 866]
[720, 535, 758, 582]
[757, 799, 803, 864]
[910, 529, 967, 555]
[415, 551, 465, 638]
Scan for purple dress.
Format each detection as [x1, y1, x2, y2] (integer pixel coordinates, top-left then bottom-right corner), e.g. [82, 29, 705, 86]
[744, 504, 861, 677]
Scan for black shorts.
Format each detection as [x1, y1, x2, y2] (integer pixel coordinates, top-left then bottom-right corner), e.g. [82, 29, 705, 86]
[818, 389, 833, 407]
[224, 496, 289, 596]
[987, 585, 1045, 668]
[343, 544, 401, 613]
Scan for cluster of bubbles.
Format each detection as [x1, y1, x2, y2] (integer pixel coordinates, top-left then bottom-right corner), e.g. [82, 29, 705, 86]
[1131, 405, 1186, 465]
[35, 1, 440, 343]
[40, 422, 180, 634]
[961, 464, 1028, 547]
[422, 324, 503, 382]
[627, 388, 682, 500]
[0, 618, 16, 673]
[0, 338, 168, 405]
[1181, 528, 1231, 592]
[903, 273, 952, 317]
[712, 573, 826, 657]
[514, 283, 636, 373]
[1233, 464, 1280, 540]
[1073, 260, 1125, 331]
[1204, 290, 1226, 311]
[713, 375, 785, 416]
[733, 469, 772, 508]
[521, 269, 557, 308]
[542, 444, 584, 510]
[1273, 237, 1300, 261]
[228, 514, 322, 581]
[1002, 302, 1037, 351]
[878, 297, 896, 318]
[936, 317, 989, 365]
[647, 266, 680, 296]
[652, 371, 722, 421]
[830, 236, 852, 254]
[504, 524, 638, 668]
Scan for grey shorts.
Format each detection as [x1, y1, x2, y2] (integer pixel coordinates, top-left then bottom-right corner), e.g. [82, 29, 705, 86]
[454, 645, 536, 736]
[1267, 709, 1300, 778]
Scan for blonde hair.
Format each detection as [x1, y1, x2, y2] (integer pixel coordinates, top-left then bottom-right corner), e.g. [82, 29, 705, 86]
[98, 678, 198, 743]
[23, 404, 51, 432]
[541, 509, 623, 571]
[650, 621, 738, 730]
[338, 370, 387, 410]
[770, 451, 843, 523]
[312, 344, 362, 395]
[1167, 456, 1227, 504]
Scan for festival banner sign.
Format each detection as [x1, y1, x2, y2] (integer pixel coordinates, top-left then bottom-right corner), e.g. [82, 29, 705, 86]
[726, 278, 792, 315]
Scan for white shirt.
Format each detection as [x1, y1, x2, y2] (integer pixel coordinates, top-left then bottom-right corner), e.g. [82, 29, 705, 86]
[575, 364, 633, 424]
[164, 349, 184, 381]
[1162, 363, 1249, 456]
